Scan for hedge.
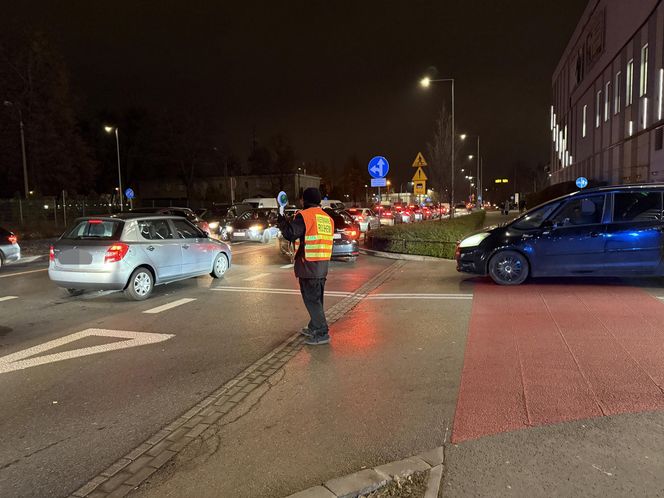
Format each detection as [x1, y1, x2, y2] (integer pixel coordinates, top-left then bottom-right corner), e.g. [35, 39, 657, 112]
[366, 211, 487, 259]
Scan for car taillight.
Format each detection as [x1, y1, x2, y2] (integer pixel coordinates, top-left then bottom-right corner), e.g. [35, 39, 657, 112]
[104, 243, 130, 263]
[88, 219, 103, 224]
[8, 234, 17, 244]
[356, 215, 364, 221]
[49, 245, 55, 262]
[343, 229, 359, 239]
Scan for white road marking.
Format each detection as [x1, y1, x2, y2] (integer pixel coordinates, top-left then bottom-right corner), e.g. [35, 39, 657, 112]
[143, 298, 196, 314]
[212, 286, 351, 297]
[0, 296, 19, 302]
[0, 268, 47, 279]
[280, 264, 294, 269]
[0, 329, 174, 374]
[365, 295, 473, 300]
[210, 287, 472, 300]
[19, 255, 46, 263]
[657, 296, 664, 300]
[243, 273, 271, 281]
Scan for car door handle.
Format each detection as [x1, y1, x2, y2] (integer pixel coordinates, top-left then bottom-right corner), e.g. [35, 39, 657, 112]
[522, 234, 533, 239]
[590, 232, 601, 238]
[146, 245, 155, 251]
[182, 244, 190, 249]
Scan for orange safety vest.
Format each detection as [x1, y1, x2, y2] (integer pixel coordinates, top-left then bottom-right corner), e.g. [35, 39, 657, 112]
[293, 207, 334, 261]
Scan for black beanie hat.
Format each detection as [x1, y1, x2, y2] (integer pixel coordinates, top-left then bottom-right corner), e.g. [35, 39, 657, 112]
[302, 187, 322, 206]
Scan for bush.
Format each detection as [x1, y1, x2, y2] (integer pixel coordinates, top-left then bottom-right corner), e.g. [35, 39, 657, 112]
[367, 211, 486, 259]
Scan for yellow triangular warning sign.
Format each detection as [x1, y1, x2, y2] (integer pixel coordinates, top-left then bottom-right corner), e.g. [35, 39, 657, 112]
[412, 167, 428, 182]
[412, 152, 428, 168]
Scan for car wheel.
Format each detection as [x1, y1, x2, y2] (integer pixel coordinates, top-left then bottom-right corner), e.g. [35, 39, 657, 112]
[488, 250, 529, 285]
[0, 252, 4, 271]
[125, 267, 154, 300]
[66, 288, 85, 297]
[211, 253, 229, 278]
[346, 256, 357, 263]
[220, 228, 229, 241]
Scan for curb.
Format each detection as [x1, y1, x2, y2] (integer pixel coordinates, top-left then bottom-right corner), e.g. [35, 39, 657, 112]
[285, 447, 445, 498]
[359, 247, 450, 262]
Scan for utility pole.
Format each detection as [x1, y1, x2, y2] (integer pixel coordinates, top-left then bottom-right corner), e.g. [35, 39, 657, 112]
[3, 101, 29, 197]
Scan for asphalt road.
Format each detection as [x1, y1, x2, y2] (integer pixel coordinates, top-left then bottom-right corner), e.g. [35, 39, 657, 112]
[0, 241, 392, 498]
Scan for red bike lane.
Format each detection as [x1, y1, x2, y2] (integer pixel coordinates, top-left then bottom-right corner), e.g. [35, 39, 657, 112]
[453, 281, 664, 443]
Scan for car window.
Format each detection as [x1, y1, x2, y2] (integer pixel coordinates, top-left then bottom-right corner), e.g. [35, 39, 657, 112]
[137, 219, 174, 240]
[550, 195, 605, 227]
[64, 220, 123, 239]
[172, 219, 201, 239]
[613, 192, 662, 222]
[511, 202, 561, 230]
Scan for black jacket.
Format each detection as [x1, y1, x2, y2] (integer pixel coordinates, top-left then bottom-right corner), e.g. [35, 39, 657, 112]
[278, 205, 330, 279]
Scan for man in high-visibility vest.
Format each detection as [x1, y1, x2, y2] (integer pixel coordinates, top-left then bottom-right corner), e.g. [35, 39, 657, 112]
[277, 187, 335, 345]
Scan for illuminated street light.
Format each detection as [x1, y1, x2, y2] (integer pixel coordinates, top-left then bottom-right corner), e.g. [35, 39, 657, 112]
[460, 134, 467, 140]
[420, 77, 431, 88]
[468, 154, 474, 160]
[104, 125, 123, 211]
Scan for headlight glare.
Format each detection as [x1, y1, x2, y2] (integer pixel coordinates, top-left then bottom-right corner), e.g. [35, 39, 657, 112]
[459, 232, 490, 248]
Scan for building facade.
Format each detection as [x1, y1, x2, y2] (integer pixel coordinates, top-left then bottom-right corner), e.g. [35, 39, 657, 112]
[551, 0, 664, 186]
[138, 173, 321, 206]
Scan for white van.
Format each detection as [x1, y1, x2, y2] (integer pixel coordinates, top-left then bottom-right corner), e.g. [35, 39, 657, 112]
[321, 199, 346, 210]
[242, 197, 279, 209]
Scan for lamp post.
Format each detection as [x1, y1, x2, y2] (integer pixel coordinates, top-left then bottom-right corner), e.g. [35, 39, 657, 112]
[4, 101, 29, 198]
[420, 76, 455, 217]
[104, 126, 123, 211]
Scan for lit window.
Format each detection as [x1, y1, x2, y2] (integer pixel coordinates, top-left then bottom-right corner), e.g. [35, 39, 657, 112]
[640, 44, 649, 97]
[604, 81, 610, 121]
[582, 105, 587, 137]
[643, 97, 648, 129]
[614, 71, 621, 114]
[629, 120, 634, 136]
[659, 69, 663, 120]
[627, 59, 634, 106]
[596, 90, 602, 128]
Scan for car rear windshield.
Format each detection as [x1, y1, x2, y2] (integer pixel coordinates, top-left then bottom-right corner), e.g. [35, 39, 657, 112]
[63, 220, 123, 240]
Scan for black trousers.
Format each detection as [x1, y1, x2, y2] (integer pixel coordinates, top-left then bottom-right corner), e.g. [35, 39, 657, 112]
[299, 278, 328, 335]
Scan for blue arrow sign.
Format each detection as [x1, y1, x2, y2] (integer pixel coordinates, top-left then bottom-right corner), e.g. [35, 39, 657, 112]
[124, 188, 135, 199]
[368, 156, 389, 179]
[576, 177, 588, 189]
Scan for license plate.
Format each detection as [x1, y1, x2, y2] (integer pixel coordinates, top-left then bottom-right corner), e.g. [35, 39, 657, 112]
[333, 233, 341, 239]
[234, 231, 245, 236]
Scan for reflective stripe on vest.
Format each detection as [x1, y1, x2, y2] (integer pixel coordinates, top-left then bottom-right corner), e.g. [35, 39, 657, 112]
[295, 207, 334, 261]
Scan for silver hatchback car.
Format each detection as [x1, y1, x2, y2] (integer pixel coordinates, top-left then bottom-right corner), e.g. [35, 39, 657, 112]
[48, 214, 232, 300]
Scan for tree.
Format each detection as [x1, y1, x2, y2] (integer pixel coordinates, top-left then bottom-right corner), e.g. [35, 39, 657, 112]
[341, 155, 364, 203]
[426, 104, 454, 206]
[0, 28, 97, 196]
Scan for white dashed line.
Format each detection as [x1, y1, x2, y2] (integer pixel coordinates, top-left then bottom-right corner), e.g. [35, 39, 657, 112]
[0, 329, 174, 374]
[280, 264, 294, 269]
[0, 268, 48, 278]
[243, 273, 271, 281]
[0, 296, 19, 302]
[143, 298, 197, 314]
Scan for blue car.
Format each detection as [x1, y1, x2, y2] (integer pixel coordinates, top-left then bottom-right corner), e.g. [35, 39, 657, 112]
[457, 184, 664, 285]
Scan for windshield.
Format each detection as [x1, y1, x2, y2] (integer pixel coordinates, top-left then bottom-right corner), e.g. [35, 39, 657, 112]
[64, 220, 123, 240]
[510, 202, 561, 230]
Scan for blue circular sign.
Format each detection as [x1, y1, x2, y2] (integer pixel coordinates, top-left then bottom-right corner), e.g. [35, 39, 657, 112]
[576, 177, 588, 189]
[368, 156, 389, 179]
[124, 188, 135, 199]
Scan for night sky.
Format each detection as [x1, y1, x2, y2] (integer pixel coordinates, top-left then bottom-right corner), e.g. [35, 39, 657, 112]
[5, 1, 587, 187]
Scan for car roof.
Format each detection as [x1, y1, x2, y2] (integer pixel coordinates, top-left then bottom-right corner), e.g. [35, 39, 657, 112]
[73, 214, 187, 222]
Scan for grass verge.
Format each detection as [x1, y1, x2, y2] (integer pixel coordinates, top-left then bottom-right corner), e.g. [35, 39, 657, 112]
[367, 211, 486, 259]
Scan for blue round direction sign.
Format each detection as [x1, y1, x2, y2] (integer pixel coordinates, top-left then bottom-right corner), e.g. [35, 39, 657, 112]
[124, 188, 135, 199]
[368, 156, 389, 179]
[575, 177, 588, 189]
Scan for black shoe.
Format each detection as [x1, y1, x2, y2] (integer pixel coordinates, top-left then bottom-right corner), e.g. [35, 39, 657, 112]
[305, 334, 330, 346]
[301, 327, 313, 338]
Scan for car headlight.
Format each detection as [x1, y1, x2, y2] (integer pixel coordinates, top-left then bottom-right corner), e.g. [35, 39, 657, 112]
[249, 224, 264, 231]
[208, 222, 219, 230]
[458, 232, 490, 248]
[225, 225, 233, 233]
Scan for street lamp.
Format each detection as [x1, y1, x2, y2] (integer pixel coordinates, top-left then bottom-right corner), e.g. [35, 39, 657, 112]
[104, 125, 123, 211]
[4, 101, 29, 198]
[420, 75, 455, 217]
[460, 133, 482, 208]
